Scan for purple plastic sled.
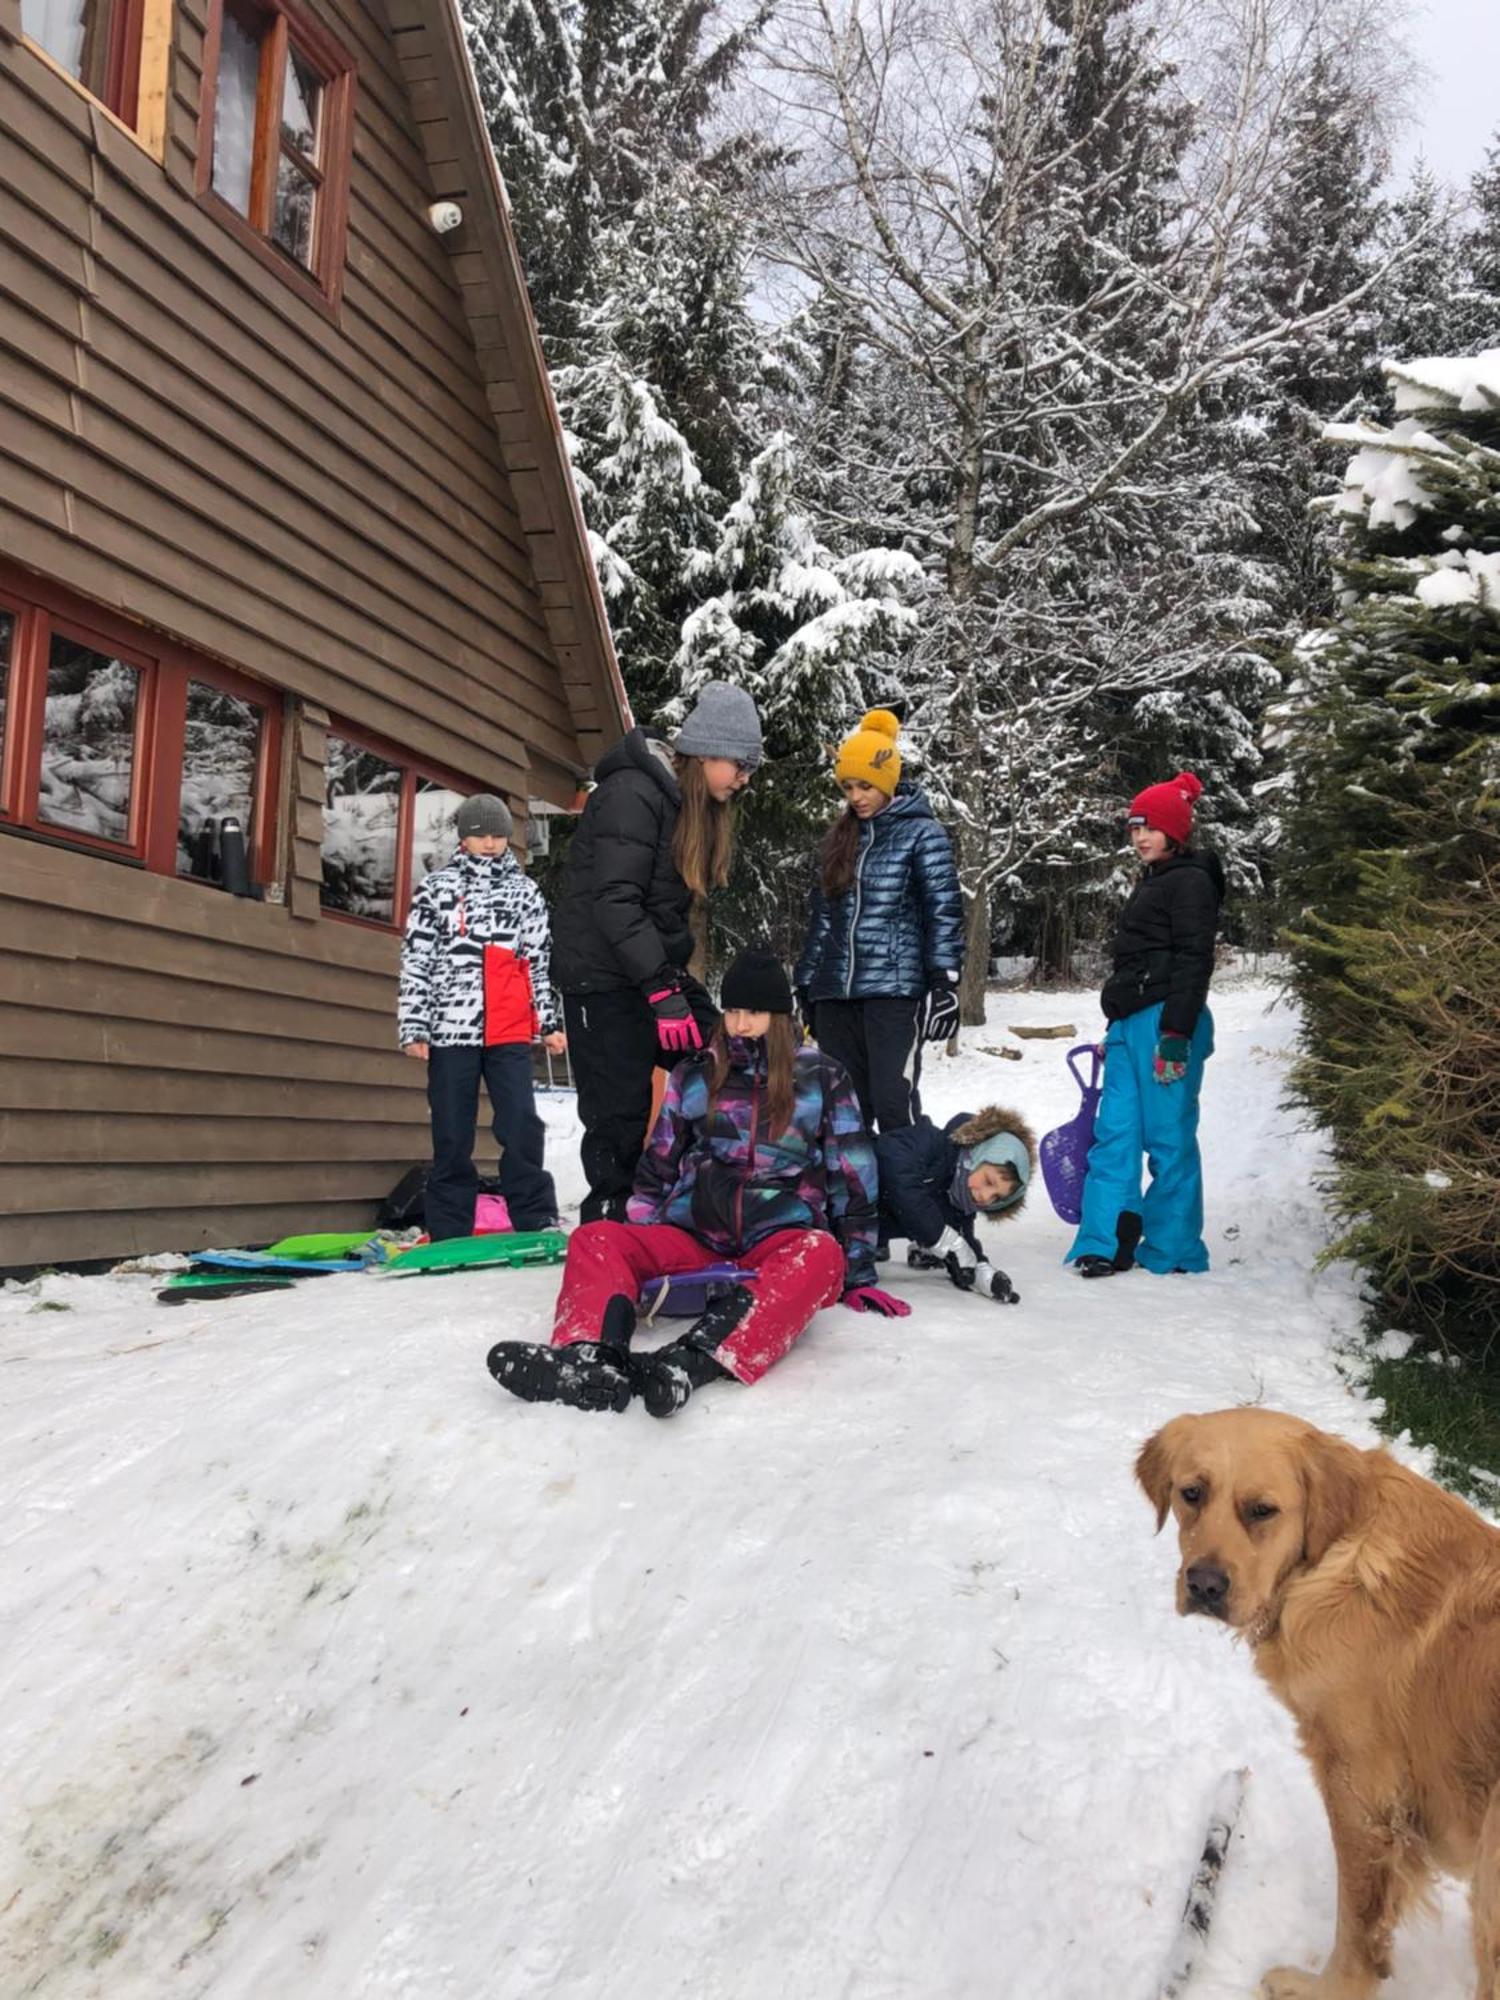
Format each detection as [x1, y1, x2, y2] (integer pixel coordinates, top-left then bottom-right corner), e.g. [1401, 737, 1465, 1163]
[1039, 1044, 1104, 1226]
[638, 1263, 758, 1320]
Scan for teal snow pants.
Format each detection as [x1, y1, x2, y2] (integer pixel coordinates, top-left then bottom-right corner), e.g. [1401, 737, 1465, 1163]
[1064, 1002, 1214, 1275]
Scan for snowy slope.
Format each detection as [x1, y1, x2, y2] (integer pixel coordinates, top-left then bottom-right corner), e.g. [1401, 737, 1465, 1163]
[0, 981, 1477, 2000]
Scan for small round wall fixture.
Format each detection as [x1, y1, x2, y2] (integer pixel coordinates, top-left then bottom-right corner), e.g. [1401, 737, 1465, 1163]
[428, 201, 463, 235]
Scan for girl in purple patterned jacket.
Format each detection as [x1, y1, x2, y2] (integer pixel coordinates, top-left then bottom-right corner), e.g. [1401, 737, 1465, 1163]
[487, 950, 906, 1420]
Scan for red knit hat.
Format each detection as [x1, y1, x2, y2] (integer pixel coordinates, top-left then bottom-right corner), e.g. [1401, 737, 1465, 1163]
[1128, 771, 1203, 847]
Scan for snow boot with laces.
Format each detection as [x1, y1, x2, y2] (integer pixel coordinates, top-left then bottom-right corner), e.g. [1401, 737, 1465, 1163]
[633, 1284, 749, 1419]
[487, 1294, 636, 1412]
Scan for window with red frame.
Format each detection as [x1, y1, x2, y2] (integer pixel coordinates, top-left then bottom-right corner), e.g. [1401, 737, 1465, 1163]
[21, 0, 145, 125]
[0, 583, 282, 889]
[202, 0, 354, 295]
[320, 732, 474, 928]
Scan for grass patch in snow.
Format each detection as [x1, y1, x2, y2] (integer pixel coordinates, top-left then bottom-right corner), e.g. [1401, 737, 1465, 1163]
[1360, 1330, 1500, 1505]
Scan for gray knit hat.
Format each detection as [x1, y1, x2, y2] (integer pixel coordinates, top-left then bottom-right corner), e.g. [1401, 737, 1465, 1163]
[672, 681, 764, 769]
[455, 793, 514, 840]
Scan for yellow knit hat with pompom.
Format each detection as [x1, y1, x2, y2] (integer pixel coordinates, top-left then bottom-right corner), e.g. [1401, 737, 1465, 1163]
[834, 709, 903, 796]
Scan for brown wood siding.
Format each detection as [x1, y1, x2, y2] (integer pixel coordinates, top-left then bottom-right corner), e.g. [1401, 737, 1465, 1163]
[0, 0, 590, 799]
[0, 838, 428, 1267]
[0, 0, 625, 1267]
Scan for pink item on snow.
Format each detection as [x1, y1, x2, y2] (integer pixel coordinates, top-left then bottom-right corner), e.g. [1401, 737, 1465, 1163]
[474, 1193, 513, 1234]
[841, 1286, 910, 1317]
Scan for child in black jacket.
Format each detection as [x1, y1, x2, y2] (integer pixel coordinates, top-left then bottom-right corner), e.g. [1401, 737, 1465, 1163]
[877, 1107, 1036, 1303]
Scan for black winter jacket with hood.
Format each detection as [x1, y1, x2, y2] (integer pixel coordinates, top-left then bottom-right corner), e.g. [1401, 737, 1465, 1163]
[876, 1107, 1037, 1256]
[552, 730, 693, 995]
[1100, 851, 1225, 1038]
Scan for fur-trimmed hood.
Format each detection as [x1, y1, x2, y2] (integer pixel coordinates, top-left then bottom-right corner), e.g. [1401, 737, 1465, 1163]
[949, 1105, 1038, 1161]
[945, 1106, 1038, 1218]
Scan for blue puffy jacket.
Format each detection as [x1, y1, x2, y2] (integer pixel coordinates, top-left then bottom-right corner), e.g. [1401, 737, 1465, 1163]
[795, 783, 964, 1002]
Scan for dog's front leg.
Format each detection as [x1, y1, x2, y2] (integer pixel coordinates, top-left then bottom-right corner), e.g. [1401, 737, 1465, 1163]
[1259, 1767, 1420, 2000]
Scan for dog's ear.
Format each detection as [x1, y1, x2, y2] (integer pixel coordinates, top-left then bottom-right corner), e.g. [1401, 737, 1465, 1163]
[1301, 1432, 1373, 1564]
[1136, 1422, 1184, 1531]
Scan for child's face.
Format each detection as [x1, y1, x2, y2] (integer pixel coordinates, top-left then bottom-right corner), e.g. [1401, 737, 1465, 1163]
[461, 834, 509, 858]
[1130, 824, 1170, 864]
[723, 1008, 772, 1039]
[700, 757, 753, 801]
[840, 779, 888, 818]
[967, 1162, 1019, 1210]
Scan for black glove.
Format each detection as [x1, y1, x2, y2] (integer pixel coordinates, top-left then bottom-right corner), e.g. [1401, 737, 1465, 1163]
[921, 973, 961, 1045]
[974, 1261, 1020, 1304]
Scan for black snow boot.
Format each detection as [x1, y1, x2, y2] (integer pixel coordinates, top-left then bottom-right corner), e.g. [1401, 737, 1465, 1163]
[633, 1284, 750, 1419]
[486, 1294, 637, 1412]
[1114, 1211, 1143, 1272]
[1074, 1255, 1118, 1279]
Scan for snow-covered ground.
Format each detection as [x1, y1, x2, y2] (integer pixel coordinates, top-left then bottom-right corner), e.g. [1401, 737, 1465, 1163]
[1, 981, 1476, 1999]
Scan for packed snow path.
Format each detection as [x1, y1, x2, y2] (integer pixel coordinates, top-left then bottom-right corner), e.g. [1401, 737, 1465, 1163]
[1, 982, 1477, 1999]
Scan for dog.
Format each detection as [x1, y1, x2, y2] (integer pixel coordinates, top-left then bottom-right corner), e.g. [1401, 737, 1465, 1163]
[1137, 1407, 1500, 2000]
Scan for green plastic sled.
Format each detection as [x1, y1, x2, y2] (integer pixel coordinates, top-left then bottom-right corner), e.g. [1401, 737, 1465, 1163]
[381, 1229, 568, 1277]
[262, 1230, 382, 1260]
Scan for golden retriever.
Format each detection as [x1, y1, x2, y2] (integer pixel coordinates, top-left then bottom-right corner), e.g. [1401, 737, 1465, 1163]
[1137, 1407, 1500, 2000]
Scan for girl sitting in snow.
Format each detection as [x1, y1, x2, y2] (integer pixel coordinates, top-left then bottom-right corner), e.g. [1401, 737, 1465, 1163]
[486, 949, 906, 1420]
[877, 1108, 1035, 1304]
[1066, 772, 1224, 1279]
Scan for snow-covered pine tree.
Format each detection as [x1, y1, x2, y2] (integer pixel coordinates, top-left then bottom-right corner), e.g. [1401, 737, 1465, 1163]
[671, 429, 923, 960]
[1373, 166, 1472, 377]
[1282, 348, 1500, 1351]
[1457, 128, 1500, 352]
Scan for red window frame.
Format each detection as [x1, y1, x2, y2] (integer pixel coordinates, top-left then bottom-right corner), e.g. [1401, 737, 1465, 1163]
[196, 0, 356, 313]
[21, 0, 146, 125]
[320, 720, 488, 934]
[0, 569, 283, 889]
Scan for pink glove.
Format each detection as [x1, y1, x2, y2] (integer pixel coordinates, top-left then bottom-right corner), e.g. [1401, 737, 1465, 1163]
[648, 986, 705, 1055]
[842, 1286, 911, 1318]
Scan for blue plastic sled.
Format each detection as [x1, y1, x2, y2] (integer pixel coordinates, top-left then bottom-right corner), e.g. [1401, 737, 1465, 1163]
[190, 1250, 363, 1274]
[638, 1264, 758, 1320]
[1038, 1044, 1104, 1226]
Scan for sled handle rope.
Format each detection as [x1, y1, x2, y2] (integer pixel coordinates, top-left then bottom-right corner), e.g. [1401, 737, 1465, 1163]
[1154, 1767, 1249, 1999]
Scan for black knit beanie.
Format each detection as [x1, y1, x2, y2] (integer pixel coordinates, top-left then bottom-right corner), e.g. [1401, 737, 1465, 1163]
[720, 950, 793, 1015]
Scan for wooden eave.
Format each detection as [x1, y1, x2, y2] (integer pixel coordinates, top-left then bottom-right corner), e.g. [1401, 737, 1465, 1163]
[384, 0, 630, 777]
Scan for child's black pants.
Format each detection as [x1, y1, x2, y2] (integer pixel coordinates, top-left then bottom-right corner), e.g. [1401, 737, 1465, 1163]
[425, 1044, 557, 1240]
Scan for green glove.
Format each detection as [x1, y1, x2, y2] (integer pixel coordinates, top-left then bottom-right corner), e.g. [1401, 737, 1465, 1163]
[1153, 1032, 1190, 1085]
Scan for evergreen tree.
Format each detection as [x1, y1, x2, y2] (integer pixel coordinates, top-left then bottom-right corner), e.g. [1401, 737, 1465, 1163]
[1458, 128, 1500, 350]
[1282, 349, 1500, 1350]
[1374, 165, 1470, 369]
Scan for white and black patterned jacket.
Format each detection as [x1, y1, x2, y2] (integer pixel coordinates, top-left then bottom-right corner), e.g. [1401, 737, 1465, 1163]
[398, 849, 559, 1047]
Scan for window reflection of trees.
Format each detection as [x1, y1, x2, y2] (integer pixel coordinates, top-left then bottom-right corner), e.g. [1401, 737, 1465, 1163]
[38, 637, 140, 845]
[321, 735, 401, 920]
[178, 680, 262, 876]
[0, 612, 12, 776]
[412, 779, 462, 883]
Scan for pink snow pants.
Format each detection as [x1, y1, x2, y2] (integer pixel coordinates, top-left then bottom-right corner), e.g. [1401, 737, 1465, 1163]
[552, 1222, 846, 1384]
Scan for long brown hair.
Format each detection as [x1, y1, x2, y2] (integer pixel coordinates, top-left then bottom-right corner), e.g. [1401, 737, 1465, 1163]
[672, 755, 735, 898]
[818, 804, 863, 897]
[707, 1015, 799, 1141]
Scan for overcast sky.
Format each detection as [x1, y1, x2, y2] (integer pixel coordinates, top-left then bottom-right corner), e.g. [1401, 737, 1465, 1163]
[1396, 0, 1499, 187]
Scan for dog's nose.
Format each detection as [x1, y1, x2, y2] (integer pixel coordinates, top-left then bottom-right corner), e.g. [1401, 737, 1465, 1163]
[1185, 1562, 1230, 1614]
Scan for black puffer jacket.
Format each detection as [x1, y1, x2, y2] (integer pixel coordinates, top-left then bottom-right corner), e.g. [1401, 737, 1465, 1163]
[552, 730, 693, 994]
[1100, 851, 1225, 1037]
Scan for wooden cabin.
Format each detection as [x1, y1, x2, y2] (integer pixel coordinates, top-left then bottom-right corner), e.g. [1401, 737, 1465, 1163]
[0, 0, 628, 1267]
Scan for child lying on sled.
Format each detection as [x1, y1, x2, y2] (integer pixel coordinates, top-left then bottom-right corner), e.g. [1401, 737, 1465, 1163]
[486, 949, 903, 1420]
[876, 1108, 1036, 1304]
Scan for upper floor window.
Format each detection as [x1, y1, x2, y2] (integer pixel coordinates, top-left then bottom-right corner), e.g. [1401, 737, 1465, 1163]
[19, 0, 166, 137]
[201, 0, 354, 303]
[0, 571, 282, 890]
